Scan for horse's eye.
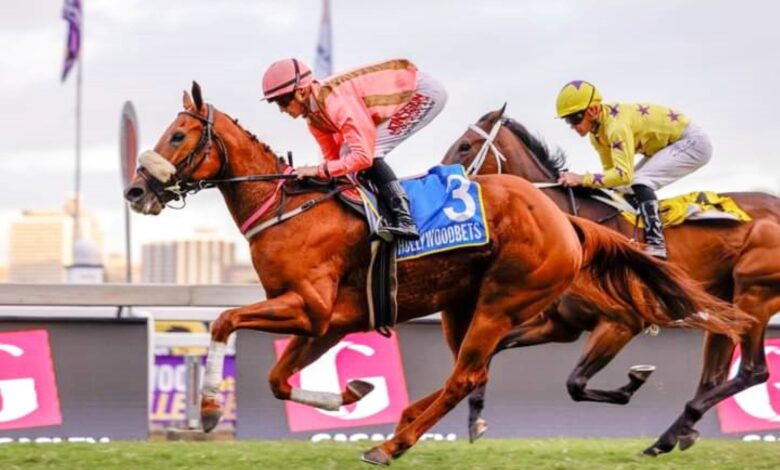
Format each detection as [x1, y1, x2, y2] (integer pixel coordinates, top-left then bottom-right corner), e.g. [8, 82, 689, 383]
[458, 142, 471, 152]
[170, 132, 186, 144]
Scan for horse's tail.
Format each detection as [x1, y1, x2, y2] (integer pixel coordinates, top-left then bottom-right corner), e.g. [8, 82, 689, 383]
[568, 216, 753, 342]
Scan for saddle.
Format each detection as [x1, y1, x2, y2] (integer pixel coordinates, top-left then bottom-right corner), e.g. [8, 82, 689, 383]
[588, 189, 752, 228]
[290, 164, 491, 337]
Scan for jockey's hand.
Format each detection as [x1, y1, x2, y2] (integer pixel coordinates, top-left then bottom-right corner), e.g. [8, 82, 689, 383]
[558, 171, 584, 187]
[294, 165, 320, 179]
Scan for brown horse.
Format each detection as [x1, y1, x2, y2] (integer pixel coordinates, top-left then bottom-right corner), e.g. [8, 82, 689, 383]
[443, 107, 778, 456]
[124, 84, 739, 465]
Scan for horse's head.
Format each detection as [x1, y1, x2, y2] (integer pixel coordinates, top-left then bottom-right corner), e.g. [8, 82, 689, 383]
[442, 105, 566, 182]
[124, 81, 228, 215]
[442, 104, 508, 176]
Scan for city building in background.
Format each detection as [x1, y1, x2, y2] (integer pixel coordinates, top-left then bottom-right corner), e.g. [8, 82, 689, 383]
[8, 195, 103, 283]
[223, 262, 259, 284]
[104, 252, 141, 283]
[66, 239, 105, 283]
[141, 228, 235, 284]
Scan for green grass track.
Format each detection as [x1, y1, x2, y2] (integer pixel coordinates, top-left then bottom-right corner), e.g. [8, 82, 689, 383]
[0, 438, 776, 470]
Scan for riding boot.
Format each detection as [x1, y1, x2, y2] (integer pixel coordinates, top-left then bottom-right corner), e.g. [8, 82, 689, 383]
[363, 159, 420, 241]
[379, 180, 420, 240]
[633, 184, 667, 259]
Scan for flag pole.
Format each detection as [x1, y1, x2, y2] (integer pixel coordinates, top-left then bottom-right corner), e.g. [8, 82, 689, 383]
[73, 35, 83, 250]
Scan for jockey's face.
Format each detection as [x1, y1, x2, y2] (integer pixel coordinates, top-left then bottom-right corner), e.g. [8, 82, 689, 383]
[570, 104, 601, 137]
[277, 87, 310, 119]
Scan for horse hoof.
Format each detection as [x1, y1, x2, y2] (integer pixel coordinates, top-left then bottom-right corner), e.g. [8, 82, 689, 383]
[469, 418, 488, 443]
[348, 379, 376, 400]
[361, 447, 392, 466]
[201, 409, 222, 433]
[641, 446, 662, 457]
[200, 397, 222, 433]
[678, 429, 700, 451]
[629, 364, 656, 382]
[642, 440, 675, 457]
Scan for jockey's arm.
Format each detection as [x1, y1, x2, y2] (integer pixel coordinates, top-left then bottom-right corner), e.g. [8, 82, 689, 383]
[308, 124, 340, 162]
[318, 99, 377, 178]
[583, 123, 635, 189]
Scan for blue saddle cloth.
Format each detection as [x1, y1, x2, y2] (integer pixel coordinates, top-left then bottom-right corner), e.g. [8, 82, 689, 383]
[394, 164, 490, 261]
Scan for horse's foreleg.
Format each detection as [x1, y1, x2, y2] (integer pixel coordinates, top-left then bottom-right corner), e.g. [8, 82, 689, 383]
[394, 309, 471, 437]
[565, 320, 646, 404]
[468, 312, 582, 442]
[201, 290, 330, 432]
[266, 329, 373, 410]
[363, 305, 521, 465]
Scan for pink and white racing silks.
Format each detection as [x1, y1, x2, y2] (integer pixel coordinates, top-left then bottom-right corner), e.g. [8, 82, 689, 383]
[307, 59, 447, 178]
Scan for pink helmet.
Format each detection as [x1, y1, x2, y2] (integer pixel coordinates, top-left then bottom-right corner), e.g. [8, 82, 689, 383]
[261, 58, 313, 101]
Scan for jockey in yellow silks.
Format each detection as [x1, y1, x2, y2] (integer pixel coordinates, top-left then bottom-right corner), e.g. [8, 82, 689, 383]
[261, 58, 448, 241]
[554, 80, 713, 259]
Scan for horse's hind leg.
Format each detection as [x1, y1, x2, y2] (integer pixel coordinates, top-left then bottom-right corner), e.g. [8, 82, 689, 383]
[467, 312, 583, 443]
[644, 287, 775, 456]
[566, 320, 648, 405]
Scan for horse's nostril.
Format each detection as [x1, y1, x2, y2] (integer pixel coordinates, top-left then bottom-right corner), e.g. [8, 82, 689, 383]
[125, 186, 145, 202]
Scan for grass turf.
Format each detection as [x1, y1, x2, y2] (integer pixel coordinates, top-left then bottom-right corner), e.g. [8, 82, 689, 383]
[0, 438, 776, 470]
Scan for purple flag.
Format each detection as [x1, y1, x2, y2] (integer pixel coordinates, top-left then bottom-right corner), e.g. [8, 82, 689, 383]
[314, 0, 332, 78]
[61, 0, 81, 82]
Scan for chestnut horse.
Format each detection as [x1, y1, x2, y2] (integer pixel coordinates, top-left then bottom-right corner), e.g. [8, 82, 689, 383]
[125, 84, 738, 465]
[443, 108, 778, 456]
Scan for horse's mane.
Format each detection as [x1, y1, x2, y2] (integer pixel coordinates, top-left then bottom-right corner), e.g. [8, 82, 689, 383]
[478, 112, 568, 178]
[221, 111, 274, 154]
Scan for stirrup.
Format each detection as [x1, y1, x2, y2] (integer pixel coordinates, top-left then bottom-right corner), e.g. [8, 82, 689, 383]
[643, 243, 668, 260]
[385, 223, 420, 240]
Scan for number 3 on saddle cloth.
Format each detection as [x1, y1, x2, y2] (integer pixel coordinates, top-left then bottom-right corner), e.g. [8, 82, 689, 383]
[341, 164, 490, 336]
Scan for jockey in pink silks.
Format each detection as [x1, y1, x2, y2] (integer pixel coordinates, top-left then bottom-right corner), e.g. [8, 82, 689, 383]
[261, 58, 448, 240]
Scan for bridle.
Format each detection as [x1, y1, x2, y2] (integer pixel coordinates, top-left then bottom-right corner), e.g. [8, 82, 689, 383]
[135, 101, 346, 239]
[462, 112, 580, 216]
[465, 114, 506, 176]
[138, 104, 295, 208]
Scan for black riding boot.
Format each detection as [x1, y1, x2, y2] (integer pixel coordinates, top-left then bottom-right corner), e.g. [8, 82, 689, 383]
[364, 159, 420, 241]
[633, 184, 667, 259]
[379, 180, 420, 240]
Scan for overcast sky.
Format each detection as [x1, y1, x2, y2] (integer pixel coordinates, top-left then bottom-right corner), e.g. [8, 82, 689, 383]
[1, 0, 778, 265]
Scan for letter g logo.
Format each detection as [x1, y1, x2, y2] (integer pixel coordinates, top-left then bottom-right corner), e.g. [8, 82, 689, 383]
[0, 343, 40, 423]
[299, 341, 390, 420]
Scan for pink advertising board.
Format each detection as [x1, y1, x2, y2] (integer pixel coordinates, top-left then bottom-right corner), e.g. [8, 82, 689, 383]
[0, 329, 62, 431]
[716, 338, 780, 433]
[274, 331, 409, 432]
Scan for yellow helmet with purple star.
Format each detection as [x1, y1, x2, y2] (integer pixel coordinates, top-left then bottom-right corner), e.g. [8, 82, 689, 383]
[555, 80, 602, 118]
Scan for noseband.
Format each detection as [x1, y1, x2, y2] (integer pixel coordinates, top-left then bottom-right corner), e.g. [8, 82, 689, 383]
[137, 104, 229, 207]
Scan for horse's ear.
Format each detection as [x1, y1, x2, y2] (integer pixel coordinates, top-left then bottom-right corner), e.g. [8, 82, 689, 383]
[192, 81, 204, 113]
[182, 90, 194, 110]
[497, 102, 508, 119]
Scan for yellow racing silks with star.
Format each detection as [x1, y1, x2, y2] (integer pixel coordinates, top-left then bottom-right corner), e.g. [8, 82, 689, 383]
[583, 103, 690, 188]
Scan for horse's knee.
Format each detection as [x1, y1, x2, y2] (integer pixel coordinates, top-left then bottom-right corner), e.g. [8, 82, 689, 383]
[268, 374, 290, 400]
[743, 365, 770, 387]
[566, 376, 586, 401]
[211, 311, 235, 342]
[309, 317, 329, 337]
[444, 373, 486, 408]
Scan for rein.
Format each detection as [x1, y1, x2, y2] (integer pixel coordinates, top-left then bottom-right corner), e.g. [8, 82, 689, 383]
[139, 103, 354, 239]
[464, 113, 587, 216]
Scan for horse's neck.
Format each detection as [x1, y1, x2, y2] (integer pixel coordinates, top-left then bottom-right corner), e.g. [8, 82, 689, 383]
[215, 119, 286, 229]
[504, 145, 556, 184]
